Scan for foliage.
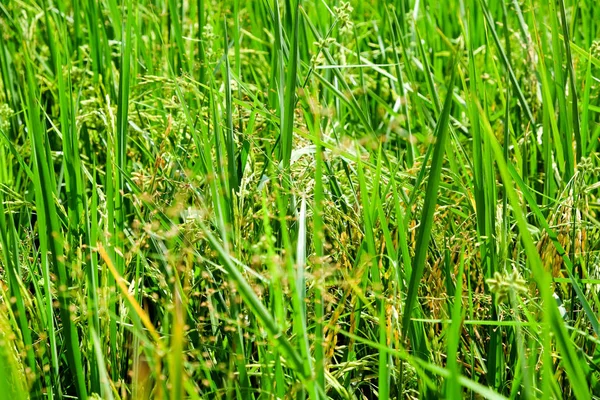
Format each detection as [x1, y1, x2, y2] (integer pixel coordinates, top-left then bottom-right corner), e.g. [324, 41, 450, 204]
[1, 0, 600, 398]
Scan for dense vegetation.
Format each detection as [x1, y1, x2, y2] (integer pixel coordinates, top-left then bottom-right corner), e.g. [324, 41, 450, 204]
[1, 0, 600, 398]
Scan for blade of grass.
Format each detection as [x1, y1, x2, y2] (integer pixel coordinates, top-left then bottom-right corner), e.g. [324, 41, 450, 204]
[402, 60, 457, 337]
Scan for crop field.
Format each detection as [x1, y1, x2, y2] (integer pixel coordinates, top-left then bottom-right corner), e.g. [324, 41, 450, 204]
[1, 0, 600, 398]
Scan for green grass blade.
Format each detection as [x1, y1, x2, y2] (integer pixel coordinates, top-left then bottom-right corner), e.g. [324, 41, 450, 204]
[402, 60, 457, 337]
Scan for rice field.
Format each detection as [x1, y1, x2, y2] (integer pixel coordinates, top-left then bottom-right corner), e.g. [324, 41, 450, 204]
[1, 0, 600, 398]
